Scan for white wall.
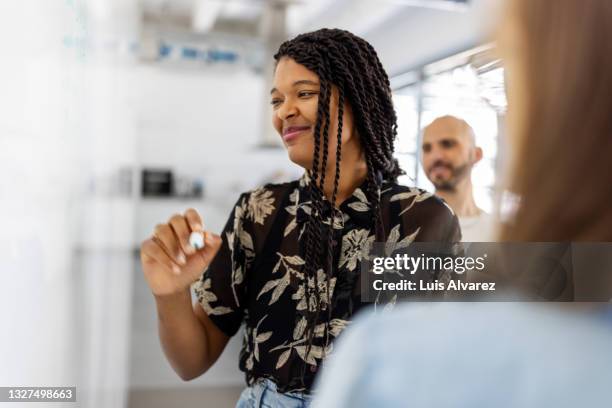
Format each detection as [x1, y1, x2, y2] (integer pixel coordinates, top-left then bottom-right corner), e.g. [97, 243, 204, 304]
[128, 64, 301, 391]
[132, 65, 302, 238]
[1, 1, 141, 407]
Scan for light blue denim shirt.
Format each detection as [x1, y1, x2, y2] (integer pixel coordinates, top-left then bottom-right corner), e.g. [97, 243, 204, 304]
[311, 303, 612, 408]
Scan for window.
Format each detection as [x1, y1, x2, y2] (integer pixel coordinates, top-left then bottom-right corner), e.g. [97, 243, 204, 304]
[392, 46, 506, 213]
[393, 84, 420, 185]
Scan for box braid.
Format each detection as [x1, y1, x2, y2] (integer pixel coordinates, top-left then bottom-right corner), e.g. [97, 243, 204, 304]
[274, 28, 402, 387]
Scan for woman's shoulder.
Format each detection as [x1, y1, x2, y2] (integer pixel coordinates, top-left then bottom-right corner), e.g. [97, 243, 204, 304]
[380, 182, 459, 240]
[381, 182, 455, 218]
[238, 179, 300, 203]
[232, 179, 301, 225]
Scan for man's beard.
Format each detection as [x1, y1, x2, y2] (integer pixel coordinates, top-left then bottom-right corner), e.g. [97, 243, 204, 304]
[429, 161, 471, 191]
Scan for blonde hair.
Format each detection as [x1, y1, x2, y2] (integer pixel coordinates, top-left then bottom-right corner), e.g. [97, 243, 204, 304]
[500, 0, 612, 241]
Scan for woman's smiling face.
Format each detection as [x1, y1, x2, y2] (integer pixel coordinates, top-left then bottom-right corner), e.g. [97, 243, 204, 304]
[271, 57, 357, 173]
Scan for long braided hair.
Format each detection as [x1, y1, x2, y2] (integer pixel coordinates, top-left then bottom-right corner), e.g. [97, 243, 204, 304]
[274, 28, 402, 385]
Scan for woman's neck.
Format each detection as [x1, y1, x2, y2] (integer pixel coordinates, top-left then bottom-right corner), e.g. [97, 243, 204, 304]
[318, 157, 368, 208]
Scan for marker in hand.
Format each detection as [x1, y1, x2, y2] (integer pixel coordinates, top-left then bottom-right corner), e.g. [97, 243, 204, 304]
[140, 208, 223, 297]
[189, 231, 205, 251]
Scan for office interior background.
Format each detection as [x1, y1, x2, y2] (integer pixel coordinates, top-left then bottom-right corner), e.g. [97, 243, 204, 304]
[1, 0, 505, 407]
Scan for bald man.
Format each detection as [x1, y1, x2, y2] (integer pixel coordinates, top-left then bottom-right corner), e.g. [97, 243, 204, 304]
[421, 115, 495, 241]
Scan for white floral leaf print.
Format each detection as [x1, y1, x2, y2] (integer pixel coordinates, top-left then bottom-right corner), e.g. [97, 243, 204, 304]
[304, 204, 312, 214]
[272, 255, 283, 274]
[251, 315, 271, 363]
[256, 331, 273, 343]
[198, 300, 213, 315]
[398, 203, 415, 216]
[286, 189, 299, 216]
[392, 188, 434, 216]
[329, 319, 349, 337]
[321, 211, 343, 229]
[284, 255, 305, 266]
[208, 306, 233, 315]
[272, 259, 282, 273]
[257, 279, 279, 300]
[295, 346, 317, 365]
[246, 354, 254, 370]
[292, 285, 307, 311]
[292, 284, 305, 299]
[353, 188, 368, 203]
[239, 229, 254, 252]
[326, 278, 336, 299]
[233, 204, 244, 233]
[309, 345, 325, 360]
[415, 190, 433, 201]
[284, 218, 298, 237]
[269, 274, 290, 305]
[276, 349, 292, 369]
[247, 188, 276, 225]
[388, 224, 401, 243]
[194, 278, 218, 307]
[300, 171, 311, 187]
[199, 290, 217, 305]
[233, 266, 244, 285]
[299, 270, 337, 312]
[395, 227, 420, 251]
[243, 328, 250, 348]
[313, 323, 326, 338]
[390, 188, 432, 203]
[385, 224, 401, 256]
[293, 316, 307, 340]
[332, 213, 345, 230]
[339, 229, 375, 271]
[270, 339, 308, 353]
[348, 201, 370, 212]
[256, 315, 267, 330]
[269, 342, 287, 353]
[317, 276, 326, 292]
[364, 235, 377, 264]
[192, 277, 211, 295]
[390, 191, 418, 202]
[290, 188, 299, 202]
[308, 296, 318, 312]
[226, 231, 235, 251]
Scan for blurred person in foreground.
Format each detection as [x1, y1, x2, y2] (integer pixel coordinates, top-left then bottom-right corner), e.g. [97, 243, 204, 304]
[140, 28, 459, 408]
[421, 115, 495, 241]
[311, 1, 612, 407]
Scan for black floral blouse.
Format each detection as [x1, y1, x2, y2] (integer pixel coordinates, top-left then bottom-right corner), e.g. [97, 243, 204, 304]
[192, 171, 460, 394]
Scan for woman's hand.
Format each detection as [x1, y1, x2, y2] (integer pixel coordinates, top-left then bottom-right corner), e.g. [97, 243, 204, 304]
[140, 208, 222, 297]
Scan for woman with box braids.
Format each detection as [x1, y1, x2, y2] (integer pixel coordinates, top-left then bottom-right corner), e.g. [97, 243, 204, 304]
[274, 28, 402, 382]
[144, 26, 461, 407]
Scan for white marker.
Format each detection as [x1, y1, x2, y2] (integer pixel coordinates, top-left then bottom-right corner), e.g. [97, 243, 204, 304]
[189, 231, 205, 250]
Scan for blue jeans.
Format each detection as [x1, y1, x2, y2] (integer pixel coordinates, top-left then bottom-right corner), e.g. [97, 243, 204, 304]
[235, 378, 312, 408]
